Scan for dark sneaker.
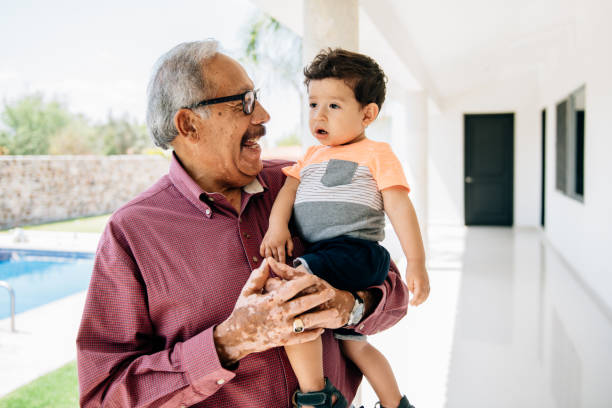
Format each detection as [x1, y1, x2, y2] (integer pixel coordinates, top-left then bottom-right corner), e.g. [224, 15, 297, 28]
[374, 395, 415, 408]
[291, 377, 348, 408]
[398, 396, 415, 408]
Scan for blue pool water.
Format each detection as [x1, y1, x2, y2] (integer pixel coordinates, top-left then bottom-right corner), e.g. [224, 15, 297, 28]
[0, 249, 94, 319]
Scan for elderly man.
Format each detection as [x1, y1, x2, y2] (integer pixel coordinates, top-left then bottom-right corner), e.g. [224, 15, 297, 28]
[77, 40, 409, 408]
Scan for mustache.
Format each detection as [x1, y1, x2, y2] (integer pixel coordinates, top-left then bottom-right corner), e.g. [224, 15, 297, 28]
[244, 125, 266, 139]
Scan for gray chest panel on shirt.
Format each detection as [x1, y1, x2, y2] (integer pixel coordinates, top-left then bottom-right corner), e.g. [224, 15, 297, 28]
[294, 159, 385, 242]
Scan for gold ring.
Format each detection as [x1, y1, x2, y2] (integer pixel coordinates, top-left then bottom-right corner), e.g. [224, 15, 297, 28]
[293, 318, 305, 333]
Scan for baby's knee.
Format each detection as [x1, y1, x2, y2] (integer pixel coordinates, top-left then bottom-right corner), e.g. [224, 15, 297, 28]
[340, 339, 369, 356]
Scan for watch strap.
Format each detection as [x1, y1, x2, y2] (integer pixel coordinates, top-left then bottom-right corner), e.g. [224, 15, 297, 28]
[345, 292, 365, 326]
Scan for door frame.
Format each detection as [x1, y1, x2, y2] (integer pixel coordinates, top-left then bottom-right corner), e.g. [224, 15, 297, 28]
[541, 109, 546, 227]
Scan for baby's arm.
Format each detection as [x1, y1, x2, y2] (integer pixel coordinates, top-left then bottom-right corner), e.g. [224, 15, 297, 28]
[259, 176, 300, 263]
[381, 188, 430, 306]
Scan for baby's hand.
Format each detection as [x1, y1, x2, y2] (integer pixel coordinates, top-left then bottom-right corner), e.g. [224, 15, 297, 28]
[259, 226, 294, 264]
[405, 262, 430, 306]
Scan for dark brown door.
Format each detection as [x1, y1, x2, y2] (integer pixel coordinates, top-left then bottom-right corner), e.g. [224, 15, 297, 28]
[464, 114, 514, 226]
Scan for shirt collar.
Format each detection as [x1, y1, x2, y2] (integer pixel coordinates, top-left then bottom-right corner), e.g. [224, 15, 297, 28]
[243, 178, 265, 194]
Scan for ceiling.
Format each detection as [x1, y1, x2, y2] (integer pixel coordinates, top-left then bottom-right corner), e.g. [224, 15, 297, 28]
[251, 0, 580, 108]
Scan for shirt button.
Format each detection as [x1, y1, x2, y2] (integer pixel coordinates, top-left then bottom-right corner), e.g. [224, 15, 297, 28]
[252, 256, 258, 263]
[217, 379, 225, 385]
[359, 324, 365, 330]
[244, 233, 250, 238]
[208, 197, 215, 202]
[205, 208, 211, 216]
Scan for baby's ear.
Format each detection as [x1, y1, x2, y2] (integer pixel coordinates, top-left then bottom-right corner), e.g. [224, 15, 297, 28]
[362, 103, 379, 127]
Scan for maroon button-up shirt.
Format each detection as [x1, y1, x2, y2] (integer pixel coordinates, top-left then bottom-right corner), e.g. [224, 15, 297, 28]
[77, 154, 409, 407]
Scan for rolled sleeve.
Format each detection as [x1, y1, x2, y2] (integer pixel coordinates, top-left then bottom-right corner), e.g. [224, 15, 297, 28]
[355, 261, 409, 335]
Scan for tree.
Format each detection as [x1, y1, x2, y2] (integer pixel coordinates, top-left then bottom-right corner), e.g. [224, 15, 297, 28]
[242, 13, 303, 94]
[0, 94, 72, 155]
[0, 93, 153, 155]
[94, 114, 151, 155]
[48, 115, 101, 155]
[241, 12, 305, 147]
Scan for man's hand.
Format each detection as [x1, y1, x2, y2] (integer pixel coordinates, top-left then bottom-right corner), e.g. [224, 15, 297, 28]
[405, 261, 430, 306]
[213, 258, 334, 367]
[264, 258, 356, 330]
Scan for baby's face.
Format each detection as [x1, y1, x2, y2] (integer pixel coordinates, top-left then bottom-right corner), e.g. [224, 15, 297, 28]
[308, 78, 367, 146]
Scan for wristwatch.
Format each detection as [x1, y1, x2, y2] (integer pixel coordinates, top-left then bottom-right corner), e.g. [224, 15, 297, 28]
[345, 292, 365, 326]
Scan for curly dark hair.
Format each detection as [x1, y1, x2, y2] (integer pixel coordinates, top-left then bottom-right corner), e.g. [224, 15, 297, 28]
[303, 48, 388, 109]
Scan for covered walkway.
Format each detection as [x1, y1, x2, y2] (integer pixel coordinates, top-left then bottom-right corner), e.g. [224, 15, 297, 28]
[365, 225, 612, 407]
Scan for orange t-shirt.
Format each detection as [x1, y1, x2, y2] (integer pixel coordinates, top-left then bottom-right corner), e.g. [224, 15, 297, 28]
[282, 138, 409, 243]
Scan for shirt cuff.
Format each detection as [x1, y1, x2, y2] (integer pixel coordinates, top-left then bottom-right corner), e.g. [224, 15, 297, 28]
[179, 326, 237, 396]
[354, 286, 386, 334]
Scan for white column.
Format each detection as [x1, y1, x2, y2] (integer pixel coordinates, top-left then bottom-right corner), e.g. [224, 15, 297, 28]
[301, 0, 359, 147]
[390, 90, 429, 235]
[303, 0, 359, 62]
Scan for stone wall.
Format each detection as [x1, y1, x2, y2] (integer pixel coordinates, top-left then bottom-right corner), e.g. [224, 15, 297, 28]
[0, 156, 170, 230]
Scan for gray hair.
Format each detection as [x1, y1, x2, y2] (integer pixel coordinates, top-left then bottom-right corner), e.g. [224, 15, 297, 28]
[146, 39, 219, 149]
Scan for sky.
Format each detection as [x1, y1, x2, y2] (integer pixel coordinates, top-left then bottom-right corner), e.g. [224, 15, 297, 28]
[0, 0, 302, 145]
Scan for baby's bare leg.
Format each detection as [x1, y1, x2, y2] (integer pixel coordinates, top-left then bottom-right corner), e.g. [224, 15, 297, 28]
[284, 264, 325, 408]
[285, 337, 324, 408]
[341, 339, 402, 408]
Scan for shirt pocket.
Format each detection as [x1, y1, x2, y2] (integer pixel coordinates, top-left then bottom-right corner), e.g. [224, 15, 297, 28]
[320, 159, 358, 187]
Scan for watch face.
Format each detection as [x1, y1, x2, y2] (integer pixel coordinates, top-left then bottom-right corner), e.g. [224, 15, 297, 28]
[355, 302, 364, 320]
[349, 298, 365, 325]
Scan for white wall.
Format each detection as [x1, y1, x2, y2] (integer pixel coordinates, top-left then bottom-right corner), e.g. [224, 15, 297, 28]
[539, 0, 612, 311]
[428, 0, 612, 310]
[428, 73, 541, 227]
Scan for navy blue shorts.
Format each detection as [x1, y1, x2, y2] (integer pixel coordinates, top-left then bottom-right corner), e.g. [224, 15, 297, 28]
[295, 236, 390, 341]
[296, 235, 390, 292]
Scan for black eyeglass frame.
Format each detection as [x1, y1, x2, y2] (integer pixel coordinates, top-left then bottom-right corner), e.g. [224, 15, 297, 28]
[183, 89, 259, 115]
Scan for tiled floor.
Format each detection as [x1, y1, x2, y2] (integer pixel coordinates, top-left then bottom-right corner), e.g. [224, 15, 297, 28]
[358, 226, 612, 408]
[2, 227, 611, 406]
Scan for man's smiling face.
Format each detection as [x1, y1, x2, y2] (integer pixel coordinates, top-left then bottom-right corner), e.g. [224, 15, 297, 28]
[187, 53, 270, 190]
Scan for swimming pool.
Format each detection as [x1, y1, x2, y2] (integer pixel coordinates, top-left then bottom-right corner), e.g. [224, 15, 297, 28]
[0, 249, 94, 319]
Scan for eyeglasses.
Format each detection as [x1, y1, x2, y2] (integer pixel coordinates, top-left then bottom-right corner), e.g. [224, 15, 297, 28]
[183, 89, 259, 115]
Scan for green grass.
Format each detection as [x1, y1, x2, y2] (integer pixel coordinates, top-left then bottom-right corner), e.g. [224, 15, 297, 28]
[19, 214, 111, 233]
[0, 361, 78, 408]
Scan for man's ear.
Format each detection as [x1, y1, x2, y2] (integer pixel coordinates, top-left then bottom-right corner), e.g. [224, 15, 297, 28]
[362, 103, 379, 127]
[174, 109, 200, 143]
